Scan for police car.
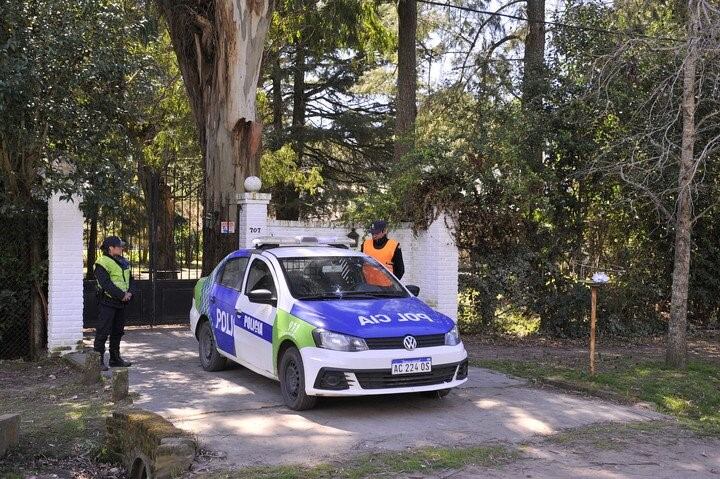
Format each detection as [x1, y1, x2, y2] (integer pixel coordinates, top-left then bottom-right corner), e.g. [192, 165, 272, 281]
[189, 236, 468, 410]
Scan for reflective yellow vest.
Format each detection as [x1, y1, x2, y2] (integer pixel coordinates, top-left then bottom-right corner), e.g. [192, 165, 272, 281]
[95, 255, 130, 297]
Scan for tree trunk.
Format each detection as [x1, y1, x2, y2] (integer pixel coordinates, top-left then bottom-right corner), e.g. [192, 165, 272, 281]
[666, 0, 699, 369]
[29, 230, 46, 360]
[87, 206, 98, 279]
[271, 53, 283, 150]
[522, 0, 546, 105]
[159, 0, 272, 275]
[292, 40, 306, 141]
[395, 0, 417, 162]
[138, 164, 177, 277]
[274, 38, 307, 221]
[522, 0, 546, 173]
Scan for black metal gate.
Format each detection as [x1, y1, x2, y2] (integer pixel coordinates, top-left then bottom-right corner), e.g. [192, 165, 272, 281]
[83, 164, 204, 328]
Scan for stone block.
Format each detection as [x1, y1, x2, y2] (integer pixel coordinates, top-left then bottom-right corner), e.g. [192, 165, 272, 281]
[106, 408, 195, 478]
[83, 350, 102, 384]
[112, 368, 129, 401]
[0, 413, 20, 456]
[154, 437, 196, 478]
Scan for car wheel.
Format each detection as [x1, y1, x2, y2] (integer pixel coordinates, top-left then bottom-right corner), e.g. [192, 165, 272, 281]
[198, 320, 227, 372]
[279, 347, 317, 411]
[424, 388, 451, 399]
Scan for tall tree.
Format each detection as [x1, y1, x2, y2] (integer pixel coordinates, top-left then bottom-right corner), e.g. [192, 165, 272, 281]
[583, 0, 720, 365]
[522, 0, 546, 173]
[158, 0, 273, 274]
[262, 0, 394, 218]
[0, 0, 134, 357]
[666, 0, 700, 368]
[522, 0, 545, 104]
[395, 0, 417, 162]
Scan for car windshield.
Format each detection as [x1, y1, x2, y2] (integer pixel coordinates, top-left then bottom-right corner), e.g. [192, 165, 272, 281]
[278, 256, 408, 300]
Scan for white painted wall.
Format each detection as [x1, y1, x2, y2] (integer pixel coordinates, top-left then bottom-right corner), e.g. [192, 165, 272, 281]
[44, 189, 459, 355]
[47, 194, 84, 354]
[267, 217, 459, 320]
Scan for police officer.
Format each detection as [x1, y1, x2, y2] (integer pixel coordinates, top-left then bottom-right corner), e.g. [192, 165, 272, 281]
[361, 220, 405, 280]
[94, 236, 133, 370]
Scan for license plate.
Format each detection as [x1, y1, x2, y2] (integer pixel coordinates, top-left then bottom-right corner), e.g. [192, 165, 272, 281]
[391, 357, 432, 375]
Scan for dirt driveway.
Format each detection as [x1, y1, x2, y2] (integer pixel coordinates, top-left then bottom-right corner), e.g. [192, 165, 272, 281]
[114, 327, 662, 471]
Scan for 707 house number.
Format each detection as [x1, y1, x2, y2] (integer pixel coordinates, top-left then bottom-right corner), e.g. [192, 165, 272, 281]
[249, 227, 262, 233]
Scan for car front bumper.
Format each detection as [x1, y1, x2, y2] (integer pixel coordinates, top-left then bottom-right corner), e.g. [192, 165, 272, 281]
[300, 343, 468, 396]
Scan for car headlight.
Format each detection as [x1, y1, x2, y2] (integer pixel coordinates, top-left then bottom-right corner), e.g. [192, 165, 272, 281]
[445, 325, 461, 346]
[312, 329, 369, 352]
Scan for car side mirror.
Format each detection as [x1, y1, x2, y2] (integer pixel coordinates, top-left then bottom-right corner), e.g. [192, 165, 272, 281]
[406, 285, 420, 296]
[248, 288, 276, 305]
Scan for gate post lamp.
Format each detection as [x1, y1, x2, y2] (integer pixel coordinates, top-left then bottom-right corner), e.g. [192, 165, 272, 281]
[347, 227, 359, 248]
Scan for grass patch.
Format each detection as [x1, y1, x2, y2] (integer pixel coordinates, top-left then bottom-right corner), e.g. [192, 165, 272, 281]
[0, 358, 113, 465]
[204, 444, 519, 479]
[546, 421, 667, 450]
[475, 358, 720, 435]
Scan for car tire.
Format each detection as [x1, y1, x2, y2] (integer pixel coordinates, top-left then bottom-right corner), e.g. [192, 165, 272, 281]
[424, 388, 451, 399]
[279, 347, 318, 411]
[198, 320, 227, 372]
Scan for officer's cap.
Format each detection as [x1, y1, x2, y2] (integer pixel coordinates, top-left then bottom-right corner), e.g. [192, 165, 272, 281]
[369, 220, 387, 234]
[101, 236, 126, 249]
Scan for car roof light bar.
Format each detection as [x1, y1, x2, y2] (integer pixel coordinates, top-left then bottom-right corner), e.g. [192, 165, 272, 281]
[252, 236, 356, 249]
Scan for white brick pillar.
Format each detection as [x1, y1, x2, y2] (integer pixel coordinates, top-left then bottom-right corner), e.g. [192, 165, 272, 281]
[237, 192, 271, 248]
[47, 193, 85, 354]
[418, 213, 459, 321]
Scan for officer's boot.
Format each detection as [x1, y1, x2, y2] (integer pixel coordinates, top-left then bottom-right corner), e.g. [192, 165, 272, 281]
[109, 349, 132, 367]
[108, 338, 132, 367]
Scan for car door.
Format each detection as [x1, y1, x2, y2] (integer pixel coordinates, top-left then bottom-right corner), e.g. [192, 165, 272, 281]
[235, 255, 278, 375]
[210, 256, 249, 359]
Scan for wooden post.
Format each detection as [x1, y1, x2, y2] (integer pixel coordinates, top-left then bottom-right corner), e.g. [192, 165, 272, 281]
[590, 285, 597, 375]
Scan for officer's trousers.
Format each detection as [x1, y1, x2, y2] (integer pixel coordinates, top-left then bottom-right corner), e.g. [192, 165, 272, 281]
[94, 303, 126, 355]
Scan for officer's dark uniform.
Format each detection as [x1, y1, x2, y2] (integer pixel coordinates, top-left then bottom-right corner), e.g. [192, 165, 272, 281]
[94, 236, 133, 369]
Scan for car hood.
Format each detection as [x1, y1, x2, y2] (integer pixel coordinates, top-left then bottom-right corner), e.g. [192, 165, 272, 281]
[289, 296, 455, 338]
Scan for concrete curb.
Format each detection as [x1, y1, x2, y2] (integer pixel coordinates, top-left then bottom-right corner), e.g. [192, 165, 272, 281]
[0, 413, 20, 457]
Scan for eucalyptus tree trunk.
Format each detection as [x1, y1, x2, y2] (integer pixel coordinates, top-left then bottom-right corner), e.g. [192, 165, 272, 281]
[395, 0, 417, 162]
[159, 0, 273, 274]
[667, 0, 700, 369]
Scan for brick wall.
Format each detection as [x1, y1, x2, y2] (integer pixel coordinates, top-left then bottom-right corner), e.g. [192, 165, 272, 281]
[47, 194, 84, 354]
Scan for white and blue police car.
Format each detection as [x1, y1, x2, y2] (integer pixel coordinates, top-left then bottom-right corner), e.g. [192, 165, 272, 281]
[189, 236, 468, 410]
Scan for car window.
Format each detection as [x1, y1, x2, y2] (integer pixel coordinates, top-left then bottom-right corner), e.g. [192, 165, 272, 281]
[219, 257, 249, 290]
[279, 256, 407, 299]
[244, 259, 277, 297]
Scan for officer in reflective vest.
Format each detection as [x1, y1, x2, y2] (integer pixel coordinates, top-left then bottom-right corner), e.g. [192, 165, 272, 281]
[94, 236, 133, 370]
[361, 220, 405, 285]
